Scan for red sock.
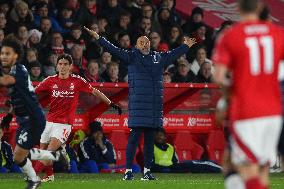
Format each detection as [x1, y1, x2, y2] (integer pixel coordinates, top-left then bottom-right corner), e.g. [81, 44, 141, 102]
[263, 186, 269, 189]
[33, 161, 46, 174]
[245, 177, 265, 189]
[45, 165, 54, 176]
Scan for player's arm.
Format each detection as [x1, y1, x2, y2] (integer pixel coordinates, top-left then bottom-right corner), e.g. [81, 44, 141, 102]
[92, 88, 122, 115]
[212, 33, 232, 127]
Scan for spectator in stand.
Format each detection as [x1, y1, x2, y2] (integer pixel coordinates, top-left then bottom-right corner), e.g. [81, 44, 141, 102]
[97, 16, 111, 38]
[33, 2, 63, 33]
[151, 128, 221, 173]
[111, 11, 132, 40]
[86, 59, 100, 82]
[167, 25, 183, 49]
[163, 71, 172, 83]
[190, 46, 212, 76]
[78, 121, 116, 173]
[195, 62, 212, 83]
[39, 17, 53, 48]
[99, 51, 112, 75]
[40, 31, 66, 63]
[101, 62, 121, 83]
[27, 29, 42, 49]
[207, 20, 234, 58]
[0, 28, 5, 47]
[159, 0, 181, 25]
[14, 24, 29, 48]
[172, 59, 196, 83]
[29, 60, 45, 82]
[84, 21, 102, 60]
[70, 44, 88, 77]
[124, 0, 145, 24]
[140, 3, 161, 34]
[132, 16, 152, 42]
[157, 7, 175, 40]
[74, 0, 100, 27]
[0, 1, 11, 16]
[182, 7, 212, 36]
[24, 48, 39, 68]
[0, 128, 21, 173]
[100, 0, 125, 27]
[116, 32, 131, 81]
[0, 12, 8, 35]
[57, 6, 75, 33]
[7, 1, 34, 31]
[42, 52, 57, 77]
[65, 24, 86, 50]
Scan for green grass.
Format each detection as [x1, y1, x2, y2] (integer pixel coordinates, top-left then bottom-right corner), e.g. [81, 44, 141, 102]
[0, 173, 283, 189]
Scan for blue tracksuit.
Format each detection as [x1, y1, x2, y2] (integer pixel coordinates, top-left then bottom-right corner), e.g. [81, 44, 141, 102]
[78, 137, 116, 173]
[0, 141, 21, 173]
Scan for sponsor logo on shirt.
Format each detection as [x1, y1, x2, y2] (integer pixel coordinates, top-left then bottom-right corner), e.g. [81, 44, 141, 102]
[53, 84, 58, 89]
[52, 90, 75, 98]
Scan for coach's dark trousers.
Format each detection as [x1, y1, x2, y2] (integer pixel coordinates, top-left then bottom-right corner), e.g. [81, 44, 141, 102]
[126, 128, 156, 169]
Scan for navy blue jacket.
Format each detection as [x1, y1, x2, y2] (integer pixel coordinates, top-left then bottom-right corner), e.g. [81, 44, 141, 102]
[0, 141, 14, 169]
[98, 37, 190, 128]
[78, 137, 116, 164]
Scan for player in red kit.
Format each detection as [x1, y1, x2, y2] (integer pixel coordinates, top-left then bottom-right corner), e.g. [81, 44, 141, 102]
[33, 54, 122, 182]
[213, 1, 284, 189]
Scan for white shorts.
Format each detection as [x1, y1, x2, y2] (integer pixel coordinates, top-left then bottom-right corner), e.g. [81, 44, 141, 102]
[40, 122, 72, 144]
[231, 116, 282, 166]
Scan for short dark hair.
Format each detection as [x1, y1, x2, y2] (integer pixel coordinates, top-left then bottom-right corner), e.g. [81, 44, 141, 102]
[259, 5, 269, 21]
[238, 0, 259, 13]
[2, 36, 24, 61]
[57, 54, 73, 65]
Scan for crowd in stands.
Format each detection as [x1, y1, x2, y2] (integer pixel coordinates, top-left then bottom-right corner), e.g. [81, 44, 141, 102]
[0, 0, 234, 84]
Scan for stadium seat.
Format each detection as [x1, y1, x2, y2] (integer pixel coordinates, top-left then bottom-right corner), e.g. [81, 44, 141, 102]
[109, 130, 128, 165]
[174, 131, 204, 161]
[206, 130, 225, 165]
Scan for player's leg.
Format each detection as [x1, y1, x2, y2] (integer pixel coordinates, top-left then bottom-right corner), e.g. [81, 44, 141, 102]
[223, 146, 245, 189]
[124, 128, 143, 180]
[41, 123, 71, 182]
[33, 122, 53, 174]
[14, 145, 40, 182]
[141, 128, 156, 180]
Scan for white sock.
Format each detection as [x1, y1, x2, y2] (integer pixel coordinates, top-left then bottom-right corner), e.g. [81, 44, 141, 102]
[225, 174, 245, 189]
[144, 168, 150, 174]
[19, 158, 40, 182]
[29, 148, 58, 161]
[125, 169, 132, 173]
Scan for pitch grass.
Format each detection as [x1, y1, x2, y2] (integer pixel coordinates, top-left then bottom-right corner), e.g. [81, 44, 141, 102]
[0, 173, 284, 189]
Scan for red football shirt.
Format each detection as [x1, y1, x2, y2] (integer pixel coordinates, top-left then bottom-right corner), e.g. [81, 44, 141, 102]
[35, 74, 93, 124]
[212, 20, 284, 121]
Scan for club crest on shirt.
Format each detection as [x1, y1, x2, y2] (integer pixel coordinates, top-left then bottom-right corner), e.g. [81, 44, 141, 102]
[70, 83, 74, 90]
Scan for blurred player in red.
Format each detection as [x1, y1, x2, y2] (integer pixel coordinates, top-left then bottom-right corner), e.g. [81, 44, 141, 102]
[33, 54, 122, 182]
[213, 1, 284, 189]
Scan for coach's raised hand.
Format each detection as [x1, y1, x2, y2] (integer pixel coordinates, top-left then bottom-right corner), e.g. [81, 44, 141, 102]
[183, 37, 197, 48]
[84, 26, 100, 40]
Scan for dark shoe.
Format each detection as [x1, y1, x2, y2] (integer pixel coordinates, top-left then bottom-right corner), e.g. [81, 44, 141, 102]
[123, 171, 134, 180]
[56, 149, 70, 171]
[141, 171, 156, 180]
[25, 180, 41, 189]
